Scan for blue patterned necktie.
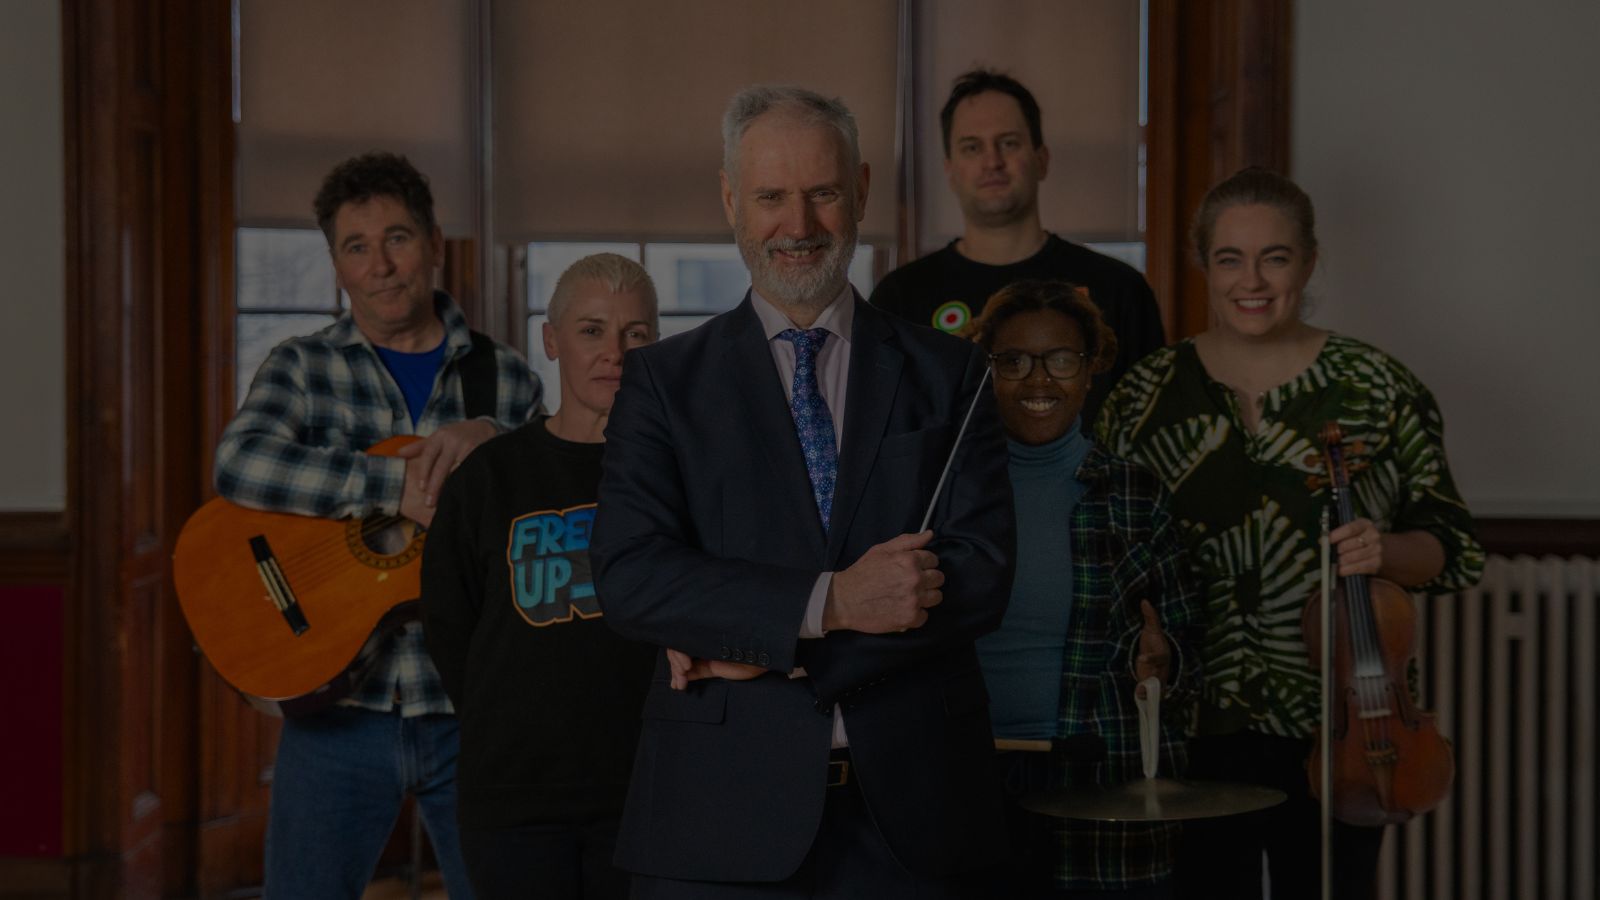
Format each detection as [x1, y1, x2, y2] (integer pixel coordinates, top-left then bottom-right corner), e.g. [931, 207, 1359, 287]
[778, 327, 838, 531]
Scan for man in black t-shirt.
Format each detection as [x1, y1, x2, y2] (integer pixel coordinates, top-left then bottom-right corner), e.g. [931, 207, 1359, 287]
[869, 69, 1165, 424]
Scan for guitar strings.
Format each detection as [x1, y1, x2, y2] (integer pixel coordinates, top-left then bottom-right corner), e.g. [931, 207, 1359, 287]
[287, 518, 418, 583]
[268, 515, 422, 589]
[276, 514, 411, 572]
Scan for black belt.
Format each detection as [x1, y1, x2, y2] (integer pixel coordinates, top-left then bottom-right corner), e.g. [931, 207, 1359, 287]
[827, 748, 851, 788]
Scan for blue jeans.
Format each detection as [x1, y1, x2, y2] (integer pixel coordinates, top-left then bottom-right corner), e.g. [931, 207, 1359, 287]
[263, 706, 475, 900]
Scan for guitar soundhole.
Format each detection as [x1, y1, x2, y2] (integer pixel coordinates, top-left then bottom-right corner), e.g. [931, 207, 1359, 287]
[345, 517, 425, 569]
[362, 520, 415, 554]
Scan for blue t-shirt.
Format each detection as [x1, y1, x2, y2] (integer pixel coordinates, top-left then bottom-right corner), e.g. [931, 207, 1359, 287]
[374, 339, 448, 426]
[977, 419, 1093, 740]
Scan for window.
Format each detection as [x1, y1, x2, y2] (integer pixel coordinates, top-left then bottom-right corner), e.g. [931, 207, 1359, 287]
[1083, 241, 1147, 273]
[524, 241, 877, 412]
[234, 227, 339, 406]
[231, 1, 1147, 402]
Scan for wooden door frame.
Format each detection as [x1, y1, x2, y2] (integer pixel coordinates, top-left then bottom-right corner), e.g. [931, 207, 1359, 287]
[58, 0, 237, 896]
[1146, 0, 1294, 340]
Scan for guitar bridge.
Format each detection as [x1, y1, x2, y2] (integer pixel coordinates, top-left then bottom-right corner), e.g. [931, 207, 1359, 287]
[250, 535, 309, 635]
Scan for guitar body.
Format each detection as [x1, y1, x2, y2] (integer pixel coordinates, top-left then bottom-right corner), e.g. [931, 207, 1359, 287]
[173, 436, 425, 713]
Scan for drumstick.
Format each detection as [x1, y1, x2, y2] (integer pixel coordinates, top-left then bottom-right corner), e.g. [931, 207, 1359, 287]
[918, 366, 993, 533]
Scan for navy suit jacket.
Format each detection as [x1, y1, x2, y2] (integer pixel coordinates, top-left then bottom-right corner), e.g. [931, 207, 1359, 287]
[591, 295, 1015, 882]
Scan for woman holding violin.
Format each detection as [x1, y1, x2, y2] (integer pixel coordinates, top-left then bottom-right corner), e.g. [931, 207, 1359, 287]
[1096, 168, 1483, 899]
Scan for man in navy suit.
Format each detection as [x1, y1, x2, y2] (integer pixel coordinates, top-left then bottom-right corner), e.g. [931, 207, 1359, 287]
[590, 85, 1015, 898]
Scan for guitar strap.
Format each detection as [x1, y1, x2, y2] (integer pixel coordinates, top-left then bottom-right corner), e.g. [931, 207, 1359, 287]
[459, 330, 499, 421]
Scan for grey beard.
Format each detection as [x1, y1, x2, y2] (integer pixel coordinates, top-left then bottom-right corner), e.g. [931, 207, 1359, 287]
[738, 233, 855, 310]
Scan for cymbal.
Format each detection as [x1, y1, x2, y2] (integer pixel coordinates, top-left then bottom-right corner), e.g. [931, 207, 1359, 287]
[1021, 778, 1287, 822]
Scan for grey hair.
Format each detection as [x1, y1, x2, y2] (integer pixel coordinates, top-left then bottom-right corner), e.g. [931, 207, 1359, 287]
[721, 85, 862, 183]
[548, 253, 659, 327]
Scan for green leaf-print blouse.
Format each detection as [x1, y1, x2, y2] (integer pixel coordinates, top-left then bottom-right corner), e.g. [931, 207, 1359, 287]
[1095, 334, 1483, 739]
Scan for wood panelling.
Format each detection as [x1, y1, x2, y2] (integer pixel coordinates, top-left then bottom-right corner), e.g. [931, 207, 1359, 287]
[194, 671, 274, 895]
[0, 585, 65, 862]
[188, 0, 281, 892]
[1143, 0, 1179, 342]
[121, 576, 161, 847]
[128, 131, 160, 551]
[1145, 0, 1293, 340]
[0, 859, 71, 897]
[1477, 518, 1600, 559]
[0, 512, 68, 585]
[63, 0, 221, 895]
[443, 238, 481, 329]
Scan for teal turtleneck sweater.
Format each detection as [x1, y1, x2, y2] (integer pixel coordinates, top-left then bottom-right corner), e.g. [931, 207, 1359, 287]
[977, 419, 1093, 740]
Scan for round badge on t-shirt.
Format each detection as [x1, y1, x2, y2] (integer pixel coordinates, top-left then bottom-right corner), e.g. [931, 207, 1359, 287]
[933, 300, 972, 333]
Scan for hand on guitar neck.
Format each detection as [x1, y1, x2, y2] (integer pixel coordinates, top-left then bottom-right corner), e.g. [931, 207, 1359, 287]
[395, 418, 500, 527]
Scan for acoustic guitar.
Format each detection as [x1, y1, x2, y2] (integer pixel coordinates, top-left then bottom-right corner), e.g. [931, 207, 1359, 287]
[173, 436, 426, 715]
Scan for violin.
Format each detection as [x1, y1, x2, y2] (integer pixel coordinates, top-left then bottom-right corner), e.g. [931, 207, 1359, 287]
[1302, 423, 1454, 827]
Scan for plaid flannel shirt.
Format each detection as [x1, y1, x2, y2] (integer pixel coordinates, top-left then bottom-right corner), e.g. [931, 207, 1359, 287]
[1051, 445, 1204, 890]
[215, 292, 541, 716]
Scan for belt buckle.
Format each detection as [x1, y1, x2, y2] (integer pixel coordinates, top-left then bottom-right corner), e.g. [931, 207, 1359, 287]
[827, 759, 850, 788]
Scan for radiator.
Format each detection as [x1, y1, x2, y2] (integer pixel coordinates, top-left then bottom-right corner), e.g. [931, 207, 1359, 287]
[1377, 555, 1599, 900]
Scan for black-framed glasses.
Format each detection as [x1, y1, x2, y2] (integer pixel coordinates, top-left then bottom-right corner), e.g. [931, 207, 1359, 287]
[987, 348, 1089, 381]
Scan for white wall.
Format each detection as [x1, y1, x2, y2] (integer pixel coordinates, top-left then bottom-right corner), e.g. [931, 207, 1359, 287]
[0, 0, 65, 511]
[1293, 0, 1600, 517]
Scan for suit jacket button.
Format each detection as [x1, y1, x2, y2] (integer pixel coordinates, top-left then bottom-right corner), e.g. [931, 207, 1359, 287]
[719, 646, 731, 660]
[757, 651, 770, 666]
[734, 649, 746, 662]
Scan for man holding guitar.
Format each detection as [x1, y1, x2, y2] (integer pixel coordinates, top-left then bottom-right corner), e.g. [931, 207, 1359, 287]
[213, 152, 540, 899]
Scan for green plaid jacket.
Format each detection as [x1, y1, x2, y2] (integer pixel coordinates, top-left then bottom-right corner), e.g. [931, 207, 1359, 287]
[1050, 444, 1204, 889]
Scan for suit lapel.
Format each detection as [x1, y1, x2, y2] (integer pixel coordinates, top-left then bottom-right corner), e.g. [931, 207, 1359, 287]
[827, 299, 903, 566]
[723, 296, 829, 559]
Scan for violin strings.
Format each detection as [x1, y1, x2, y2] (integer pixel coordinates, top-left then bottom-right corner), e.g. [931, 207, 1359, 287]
[1332, 458, 1394, 765]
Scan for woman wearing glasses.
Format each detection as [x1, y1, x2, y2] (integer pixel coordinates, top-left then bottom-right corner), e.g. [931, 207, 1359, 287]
[963, 280, 1202, 898]
[1096, 168, 1482, 899]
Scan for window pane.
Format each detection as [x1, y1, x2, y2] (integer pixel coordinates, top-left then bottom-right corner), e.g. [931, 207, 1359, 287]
[236, 313, 338, 407]
[1083, 241, 1146, 273]
[644, 243, 878, 312]
[526, 242, 641, 313]
[848, 245, 876, 297]
[644, 243, 747, 313]
[236, 227, 336, 311]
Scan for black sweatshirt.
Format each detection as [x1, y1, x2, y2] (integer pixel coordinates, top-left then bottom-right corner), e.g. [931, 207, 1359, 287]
[422, 416, 656, 829]
[868, 234, 1166, 426]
